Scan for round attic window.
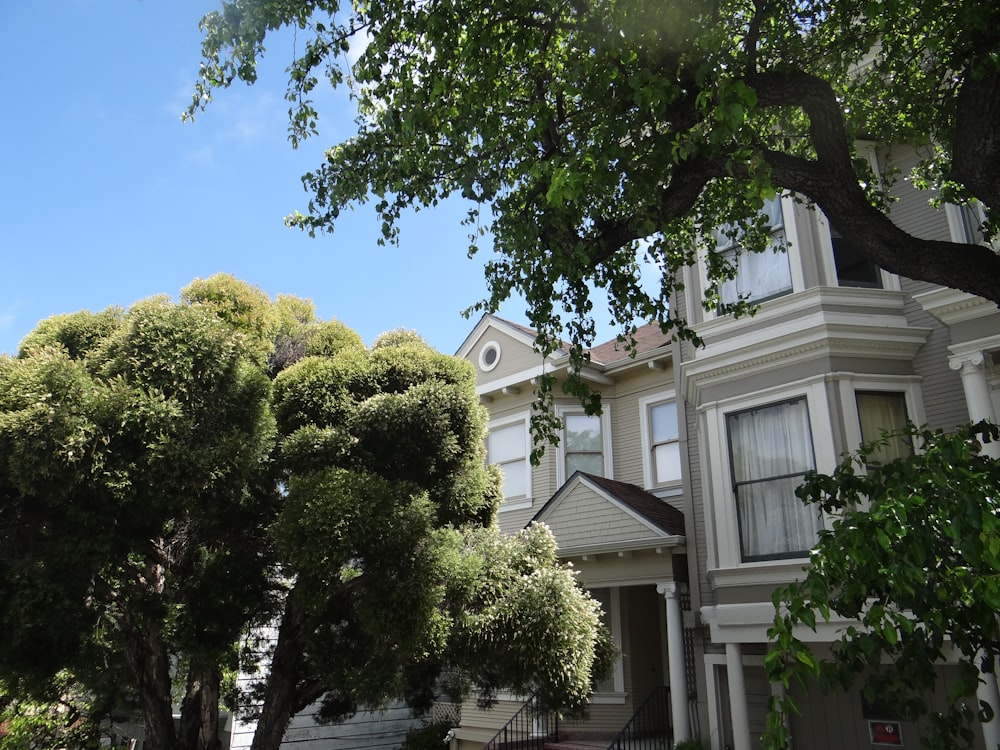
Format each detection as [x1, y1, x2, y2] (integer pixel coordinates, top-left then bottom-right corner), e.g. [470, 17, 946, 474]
[479, 341, 501, 372]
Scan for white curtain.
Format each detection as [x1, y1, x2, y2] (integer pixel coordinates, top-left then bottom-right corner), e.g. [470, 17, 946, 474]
[718, 196, 792, 305]
[727, 399, 821, 559]
[856, 392, 911, 466]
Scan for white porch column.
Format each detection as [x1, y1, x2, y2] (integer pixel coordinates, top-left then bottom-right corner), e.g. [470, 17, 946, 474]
[978, 654, 1000, 750]
[950, 350, 1000, 748]
[725, 643, 752, 750]
[657, 581, 691, 742]
[949, 350, 1000, 459]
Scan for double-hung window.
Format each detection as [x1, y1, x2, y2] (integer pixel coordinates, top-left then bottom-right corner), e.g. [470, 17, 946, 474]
[487, 417, 530, 506]
[726, 397, 821, 561]
[717, 196, 793, 306]
[641, 395, 682, 487]
[564, 413, 604, 477]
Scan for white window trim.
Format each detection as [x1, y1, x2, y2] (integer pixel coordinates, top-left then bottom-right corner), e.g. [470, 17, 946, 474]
[478, 340, 502, 372]
[945, 201, 997, 250]
[555, 403, 614, 486]
[703, 377, 837, 571]
[589, 587, 626, 703]
[639, 390, 682, 491]
[698, 193, 805, 321]
[488, 412, 533, 512]
[836, 375, 925, 457]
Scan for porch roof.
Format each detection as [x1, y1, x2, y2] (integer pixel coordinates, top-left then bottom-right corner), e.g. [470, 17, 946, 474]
[530, 472, 685, 556]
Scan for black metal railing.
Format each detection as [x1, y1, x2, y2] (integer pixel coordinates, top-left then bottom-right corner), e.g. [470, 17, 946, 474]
[607, 686, 672, 750]
[483, 694, 559, 750]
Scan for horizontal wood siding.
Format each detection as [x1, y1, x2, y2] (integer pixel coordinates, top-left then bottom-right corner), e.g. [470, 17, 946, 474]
[230, 702, 420, 750]
[902, 279, 970, 430]
[885, 146, 953, 242]
[472, 329, 544, 386]
[542, 483, 663, 548]
[789, 664, 986, 750]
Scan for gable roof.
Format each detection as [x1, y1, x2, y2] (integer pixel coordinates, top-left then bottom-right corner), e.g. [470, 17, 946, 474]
[580, 473, 686, 535]
[531, 472, 685, 555]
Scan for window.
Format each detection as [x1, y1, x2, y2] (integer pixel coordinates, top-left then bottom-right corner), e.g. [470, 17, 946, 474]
[830, 224, 882, 288]
[643, 398, 682, 486]
[956, 202, 987, 245]
[487, 418, 529, 506]
[717, 196, 793, 305]
[479, 340, 502, 372]
[726, 398, 821, 561]
[564, 413, 604, 477]
[856, 391, 912, 466]
[588, 587, 624, 698]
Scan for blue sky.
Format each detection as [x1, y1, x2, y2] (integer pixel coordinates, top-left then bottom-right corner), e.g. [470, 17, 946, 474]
[0, 1, 565, 356]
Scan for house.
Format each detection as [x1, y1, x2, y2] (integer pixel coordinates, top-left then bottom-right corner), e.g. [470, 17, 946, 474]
[451, 316, 695, 750]
[450, 142, 1000, 750]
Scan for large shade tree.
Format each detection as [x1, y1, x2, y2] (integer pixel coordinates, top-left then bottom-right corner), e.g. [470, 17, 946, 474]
[187, 0, 1000, 422]
[0, 275, 612, 750]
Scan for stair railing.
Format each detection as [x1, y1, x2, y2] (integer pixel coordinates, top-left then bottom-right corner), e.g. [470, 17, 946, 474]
[607, 685, 672, 750]
[483, 693, 559, 750]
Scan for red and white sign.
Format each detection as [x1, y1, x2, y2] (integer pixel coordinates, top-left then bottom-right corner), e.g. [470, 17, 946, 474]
[869, 721, 903, 746]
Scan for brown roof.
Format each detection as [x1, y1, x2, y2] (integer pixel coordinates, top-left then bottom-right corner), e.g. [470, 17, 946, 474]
[532, 471, 686, 536]
[586, 323, 671, 365]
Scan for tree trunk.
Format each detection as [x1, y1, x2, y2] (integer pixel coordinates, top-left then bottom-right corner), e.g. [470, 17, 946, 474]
[178, 659, 223, 750]
[124, 618, 176, 750]
[249, 594, 320, 750]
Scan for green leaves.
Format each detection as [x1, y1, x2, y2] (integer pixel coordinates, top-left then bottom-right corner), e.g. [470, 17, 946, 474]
[765, 423, 1000, 750]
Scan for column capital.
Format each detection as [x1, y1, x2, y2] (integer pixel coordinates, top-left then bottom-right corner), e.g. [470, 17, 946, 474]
[657, 580, 687, 598]
[949, 350, 987, 372]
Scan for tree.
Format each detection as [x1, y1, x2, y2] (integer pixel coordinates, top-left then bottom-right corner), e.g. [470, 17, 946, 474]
[186, 0, 1000, 425]
[764, 422, 1000, 750]
[0, 275, 612, 750]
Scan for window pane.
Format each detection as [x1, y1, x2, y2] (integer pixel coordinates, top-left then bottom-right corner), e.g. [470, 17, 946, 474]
[488, 423, 525, 464]
[720, 240, 792, 305]
[654, 442, 682, 483]
[589, 588, 619, 693]
[650, 402, 678, 443]
[856, 392, 912, 465]
[831, 224, 882, 288]
[566, 452, 604, 477]
[727, 398, 819, 560]
[728, 399, 814, 481]
[499, 461, 527, 499]
[736, 476, 823, 558]
[565, 414, 602, 451]
[762, 195, 784, 229]
[959, 203, 986, 244]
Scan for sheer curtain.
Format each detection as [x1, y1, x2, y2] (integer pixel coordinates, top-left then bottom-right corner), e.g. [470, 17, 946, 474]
[718, 197, 793, 305]
[727, 399, 821, 559]
[856, 392, 912, 466]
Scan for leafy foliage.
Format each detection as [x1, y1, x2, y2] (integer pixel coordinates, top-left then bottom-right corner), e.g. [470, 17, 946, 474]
[764, 422, 1000, 750]
[0, 275, 610, 750]
[188, 0, 1000, 442]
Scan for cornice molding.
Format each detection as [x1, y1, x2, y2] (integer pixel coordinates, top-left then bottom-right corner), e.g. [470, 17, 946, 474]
[913, 287, 1000, 326]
